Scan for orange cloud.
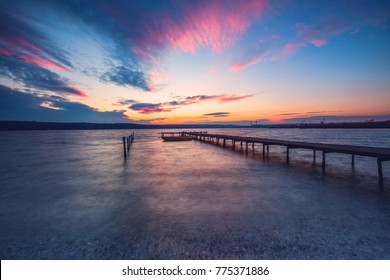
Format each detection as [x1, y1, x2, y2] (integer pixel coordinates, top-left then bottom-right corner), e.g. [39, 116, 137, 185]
[218, 94, 254, 103]
[128, 94, 253, 114]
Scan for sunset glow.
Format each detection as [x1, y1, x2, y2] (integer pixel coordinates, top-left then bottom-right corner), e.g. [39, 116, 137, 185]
[0, 0, 389, 124]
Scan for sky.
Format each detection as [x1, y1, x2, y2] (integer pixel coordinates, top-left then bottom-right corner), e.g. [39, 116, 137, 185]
[0, 0, 389, 125]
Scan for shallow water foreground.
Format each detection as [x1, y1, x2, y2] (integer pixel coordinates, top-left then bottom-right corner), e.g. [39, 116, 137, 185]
[0, 129, 389, 259]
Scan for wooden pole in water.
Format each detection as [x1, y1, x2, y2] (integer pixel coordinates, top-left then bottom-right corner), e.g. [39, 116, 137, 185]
[246, 142, 248, 155]
[313, 149, 316, 161]
[123, 137, 127, 157]
[252, 142, 255, 154]
[322, 151, 326, 173]
[262, 144, 265, 158]
[223, 139, 226, 147]
[352, 154, 355, 167]
[286, 147, 290, 163]
[378, 158, 383, 184]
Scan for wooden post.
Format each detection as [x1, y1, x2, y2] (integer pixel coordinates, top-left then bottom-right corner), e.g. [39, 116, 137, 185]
[322, 151, 326, 173]
[240, 141, 243, 149]
[378, 158, 383, 184]
[233, 140, 235, 150]
[267, 145, 270, 153]
[122, 137, 127, 157]
[252, 142, 255, 154]
[313, 149, 316, 161]
[352, 154, 355, 167]
[246, 142, 248, 155]
[223, 139, 226, 147]
[286, 147, 290, 163]
[262, 144, 265, 158]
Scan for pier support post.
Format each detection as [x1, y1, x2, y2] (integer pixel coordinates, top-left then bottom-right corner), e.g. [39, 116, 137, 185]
[352, 154, 355, 167]
[313, 150, 316, 161]
[240, 141, 243, 149]
[262, 144, 265, 158]
[267, 145, 270, 153]
[122, 137, 127, 157]
[233, 140, 235, 150]
[223, 139, 226, 147]
[246, 142, 248, 155]
[287, 147, 290, 163]
[322, 151, 326, 173]
[378, 158, 383, 184]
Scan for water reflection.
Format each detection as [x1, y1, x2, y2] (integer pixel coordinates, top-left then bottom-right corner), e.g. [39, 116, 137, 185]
[0, 129, 389, 259]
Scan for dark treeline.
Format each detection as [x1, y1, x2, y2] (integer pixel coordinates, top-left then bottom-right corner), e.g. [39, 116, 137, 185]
[0, 121, 247, 130]
[251, 120, 390, 129]
[0, 121, 159, 130]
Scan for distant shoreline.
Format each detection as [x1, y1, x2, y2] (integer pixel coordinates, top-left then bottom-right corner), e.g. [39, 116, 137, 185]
[0, 120, 389, 130]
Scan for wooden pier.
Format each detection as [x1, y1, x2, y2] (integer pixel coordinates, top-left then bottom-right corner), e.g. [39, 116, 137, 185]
[182, 131, 390, 184]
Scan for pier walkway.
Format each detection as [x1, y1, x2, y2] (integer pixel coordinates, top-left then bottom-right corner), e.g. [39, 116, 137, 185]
[181, 131, 390, 184]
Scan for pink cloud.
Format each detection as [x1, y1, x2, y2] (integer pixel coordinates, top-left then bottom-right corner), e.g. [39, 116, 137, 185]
[128, 93, 253, 114]
[162, 0, 265, 53]
[218, 94, 254, 103]
[148, 70, 170, 85]
[229, 42, 305, 73]
[18, 54, 71, 71]
[229, 17, 360, 72]
[0, 48, 12, 56]
[0, 37, 71, 71]
[230, 57, 264, 73]
[110, 0, 266, 58]
[270, 42, 305, 61]
[74, 89, 88, 98]
[129, 103, 173, 114]
[311, 38, 328, 47]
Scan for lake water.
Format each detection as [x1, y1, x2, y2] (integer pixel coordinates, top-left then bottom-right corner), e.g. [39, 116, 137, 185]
[0, 128, 389, 259]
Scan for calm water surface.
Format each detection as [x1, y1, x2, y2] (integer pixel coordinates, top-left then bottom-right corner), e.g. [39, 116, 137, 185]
[0, 128, 389, 259]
